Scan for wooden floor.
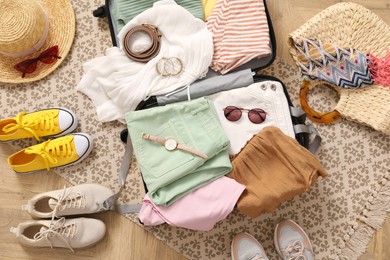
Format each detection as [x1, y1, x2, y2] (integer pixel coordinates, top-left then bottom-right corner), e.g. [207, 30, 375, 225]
[1, 1, 389, 259]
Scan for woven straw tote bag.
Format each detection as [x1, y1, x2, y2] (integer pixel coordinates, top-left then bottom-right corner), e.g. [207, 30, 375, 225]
[288, 2, 390, 135]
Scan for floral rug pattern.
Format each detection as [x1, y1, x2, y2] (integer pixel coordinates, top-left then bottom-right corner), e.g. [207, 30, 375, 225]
[0, 1, 388, 259]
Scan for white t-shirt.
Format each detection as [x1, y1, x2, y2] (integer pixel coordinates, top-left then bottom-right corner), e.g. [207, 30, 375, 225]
[208, 81, 296, 155]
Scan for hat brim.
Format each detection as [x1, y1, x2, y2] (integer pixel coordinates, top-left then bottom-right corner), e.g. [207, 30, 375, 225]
[0, 0, 76, 84]
[288, 2, 390, 60]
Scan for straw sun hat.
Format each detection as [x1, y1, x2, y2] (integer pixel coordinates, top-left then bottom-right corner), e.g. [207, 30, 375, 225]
[0, 0, 75, 83]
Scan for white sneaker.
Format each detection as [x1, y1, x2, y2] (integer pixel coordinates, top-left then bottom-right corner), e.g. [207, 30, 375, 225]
[22, 184, 115, 219]
[10, 217, 106, 252]
[231, 233, 269, 260]
[274, 220, 314, 260]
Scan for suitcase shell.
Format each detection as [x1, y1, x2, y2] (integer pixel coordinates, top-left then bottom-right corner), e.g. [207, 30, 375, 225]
[93, 0, 310, 148]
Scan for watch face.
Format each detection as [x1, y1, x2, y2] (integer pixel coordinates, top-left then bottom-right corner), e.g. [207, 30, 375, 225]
[164, 138, 177, 151]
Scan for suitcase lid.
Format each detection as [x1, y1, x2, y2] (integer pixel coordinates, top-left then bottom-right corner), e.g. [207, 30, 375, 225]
[93, 0, 276, 73]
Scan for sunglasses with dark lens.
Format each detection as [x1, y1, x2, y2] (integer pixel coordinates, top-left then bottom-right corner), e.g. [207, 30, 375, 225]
[223, 106, 267, 124]
[14, 45, 61, 78]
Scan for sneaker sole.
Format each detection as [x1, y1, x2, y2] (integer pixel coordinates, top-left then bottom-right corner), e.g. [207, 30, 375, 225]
[0, 107, 78, 143]
[273, 220, 314, 257]
[13, 133, 93, 175]
[231, 239, 236, 260]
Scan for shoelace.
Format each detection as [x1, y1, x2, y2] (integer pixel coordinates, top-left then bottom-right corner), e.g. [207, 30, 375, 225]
[51, 186, 87, 222]
[249, 253, 268, 260]
[33, 217, 77, 252]
[3, 111, 56, 141]
[283, 240, 307, 260]
[24, 138, 75, 171]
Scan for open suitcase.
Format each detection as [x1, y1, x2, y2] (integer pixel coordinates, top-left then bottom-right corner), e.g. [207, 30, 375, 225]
[92, 0, 319, 151]
[91, 1, 323, 217]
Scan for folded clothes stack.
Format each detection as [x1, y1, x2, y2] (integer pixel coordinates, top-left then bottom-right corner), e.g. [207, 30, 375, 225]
[120, 97, 327, 230]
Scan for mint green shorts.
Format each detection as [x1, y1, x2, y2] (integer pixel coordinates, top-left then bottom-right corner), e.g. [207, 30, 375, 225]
[125, 98, 232, 206]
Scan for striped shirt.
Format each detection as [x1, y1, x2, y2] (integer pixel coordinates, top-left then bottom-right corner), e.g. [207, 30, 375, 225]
[207, 0, 271, 74]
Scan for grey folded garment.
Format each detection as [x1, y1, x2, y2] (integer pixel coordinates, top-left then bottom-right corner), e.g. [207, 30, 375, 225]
[115, 0, 204, 32]
[156, 69, 255, 105]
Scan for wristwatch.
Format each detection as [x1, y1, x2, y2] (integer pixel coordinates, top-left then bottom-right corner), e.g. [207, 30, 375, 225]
[141, 133, 208, 159]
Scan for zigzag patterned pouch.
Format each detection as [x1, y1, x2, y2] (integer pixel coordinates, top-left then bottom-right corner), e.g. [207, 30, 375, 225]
[293, 38, 373, 89]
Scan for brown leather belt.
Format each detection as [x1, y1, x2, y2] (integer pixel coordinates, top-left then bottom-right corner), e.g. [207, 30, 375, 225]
[123, 24, 161, 63]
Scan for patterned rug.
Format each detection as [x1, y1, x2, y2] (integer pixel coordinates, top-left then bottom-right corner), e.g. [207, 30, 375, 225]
[0, 1, 389, 259]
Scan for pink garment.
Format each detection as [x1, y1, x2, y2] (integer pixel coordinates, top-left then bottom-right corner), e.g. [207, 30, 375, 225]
[206, 0, 271, 74]
[138, 176, 245, 231]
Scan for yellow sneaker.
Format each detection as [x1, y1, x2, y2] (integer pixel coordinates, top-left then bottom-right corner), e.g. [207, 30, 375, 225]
[0, 108, 77, 142]
[7, 133, 93, 174]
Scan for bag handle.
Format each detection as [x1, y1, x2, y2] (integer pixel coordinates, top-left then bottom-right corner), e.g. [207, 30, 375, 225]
[101, 134, 142, 214]
[299, 80, 341, 123]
